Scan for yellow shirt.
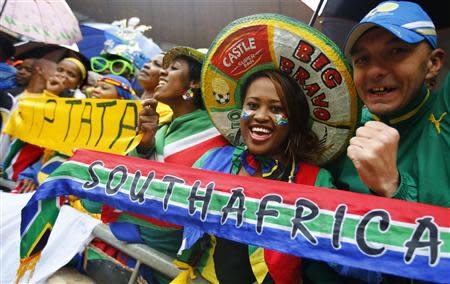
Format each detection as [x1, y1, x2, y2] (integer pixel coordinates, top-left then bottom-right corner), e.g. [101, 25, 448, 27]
[18, 90, 42, 100]
[156, 102, 173, 125]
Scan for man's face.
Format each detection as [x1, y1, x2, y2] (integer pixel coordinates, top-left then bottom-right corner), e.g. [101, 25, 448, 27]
[351, 28, 434, 116]
[16, 59, 35, 86]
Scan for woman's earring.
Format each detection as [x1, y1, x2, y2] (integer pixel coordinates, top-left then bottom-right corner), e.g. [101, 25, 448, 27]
[182, 89, 194, 101]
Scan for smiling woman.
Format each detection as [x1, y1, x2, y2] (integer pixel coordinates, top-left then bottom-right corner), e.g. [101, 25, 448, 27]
[192, 68, 334, 284]
[189, 12, 361, 283]
[240, 70, 319, 163]
[133, 46, 227, 166]
[124, 46, 228, 283]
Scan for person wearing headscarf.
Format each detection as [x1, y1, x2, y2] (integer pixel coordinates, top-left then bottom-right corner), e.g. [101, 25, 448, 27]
[91, 74, 137, 100]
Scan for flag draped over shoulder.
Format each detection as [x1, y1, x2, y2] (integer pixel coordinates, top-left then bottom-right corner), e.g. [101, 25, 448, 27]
[154, 109, 227, 166]
[19, 149, 450, 283]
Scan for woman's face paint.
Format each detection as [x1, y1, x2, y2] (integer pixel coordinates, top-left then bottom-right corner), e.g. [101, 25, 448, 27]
[274, 113, 289, 126]
[240, 109, 253, 121]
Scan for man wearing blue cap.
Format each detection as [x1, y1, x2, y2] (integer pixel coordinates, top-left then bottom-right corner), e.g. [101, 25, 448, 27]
[329, 1, 448, 207]
[319, 1, 449, 282]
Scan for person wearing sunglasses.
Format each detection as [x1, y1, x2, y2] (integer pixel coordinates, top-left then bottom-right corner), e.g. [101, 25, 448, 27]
[90, 54, 135, 82]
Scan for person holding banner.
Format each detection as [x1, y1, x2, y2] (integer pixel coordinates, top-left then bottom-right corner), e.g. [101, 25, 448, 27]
[96, 47, 228, 283]
[9, 56, 89, 193]
[192, 69, 336, 283]
[0, 57, 58, 177]
[138, 53, 173, 125]
[187, 12, 359, 283]
[325, 1, 449, 282]
[72, 74, 137, 214]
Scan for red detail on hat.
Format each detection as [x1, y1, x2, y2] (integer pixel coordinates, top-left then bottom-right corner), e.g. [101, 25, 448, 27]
[212, 25, 273, 80]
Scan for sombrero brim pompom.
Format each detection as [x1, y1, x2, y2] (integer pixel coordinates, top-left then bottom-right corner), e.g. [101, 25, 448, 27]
[201, 13, 359, 165]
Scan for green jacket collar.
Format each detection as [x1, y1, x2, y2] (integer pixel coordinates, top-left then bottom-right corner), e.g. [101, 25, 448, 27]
[372, 85, 432, 126]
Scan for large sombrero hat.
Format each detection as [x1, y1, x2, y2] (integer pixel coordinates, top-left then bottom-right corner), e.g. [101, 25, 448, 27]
[201, 13, 359, 165]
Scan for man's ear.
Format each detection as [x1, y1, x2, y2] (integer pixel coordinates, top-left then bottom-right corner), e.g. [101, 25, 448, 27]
[35, 65, 44, 76]
[426, 48, 446, 81]
[189, 80, 200, 90]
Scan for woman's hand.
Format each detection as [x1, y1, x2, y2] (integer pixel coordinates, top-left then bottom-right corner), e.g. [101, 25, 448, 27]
[137, 98, 159, 153]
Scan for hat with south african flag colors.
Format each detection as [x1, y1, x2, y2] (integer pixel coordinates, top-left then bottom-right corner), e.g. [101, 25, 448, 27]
[201, 13, 359, 165]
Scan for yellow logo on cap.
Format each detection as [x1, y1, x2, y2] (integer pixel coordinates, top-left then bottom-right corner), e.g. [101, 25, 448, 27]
[367, 2, 399, 17]
[376, 2, 399, 12]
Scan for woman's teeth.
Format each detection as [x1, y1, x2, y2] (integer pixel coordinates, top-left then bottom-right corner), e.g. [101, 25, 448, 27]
[252, 127, 270, 134]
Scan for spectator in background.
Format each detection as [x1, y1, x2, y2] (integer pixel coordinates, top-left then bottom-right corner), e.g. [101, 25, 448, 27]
[0, 34, 16, 92]
[138, 53, 172, 124]
[10, 58, 35, 94]
[90, 54, 135, 83]
[134, 46, 227, 165]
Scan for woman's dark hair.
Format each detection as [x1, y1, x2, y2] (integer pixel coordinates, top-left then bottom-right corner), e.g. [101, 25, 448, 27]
[240, 69, 321, 163]
[177, 55, 204, 109]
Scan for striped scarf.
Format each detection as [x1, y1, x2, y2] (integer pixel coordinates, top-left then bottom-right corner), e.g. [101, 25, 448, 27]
[238, 147, 299, 182]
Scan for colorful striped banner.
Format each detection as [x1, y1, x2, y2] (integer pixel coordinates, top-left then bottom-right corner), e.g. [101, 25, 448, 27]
[20, 149, 450, 283]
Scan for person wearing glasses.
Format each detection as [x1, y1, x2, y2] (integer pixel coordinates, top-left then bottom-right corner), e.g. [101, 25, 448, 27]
[90, 54, 135, 83]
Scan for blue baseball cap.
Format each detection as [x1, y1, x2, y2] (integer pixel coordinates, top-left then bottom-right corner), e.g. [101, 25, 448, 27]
[344, 1, 437, 56]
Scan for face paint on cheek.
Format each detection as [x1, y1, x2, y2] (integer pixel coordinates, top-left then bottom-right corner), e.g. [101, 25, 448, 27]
[240, 109, 253, 121]
[274, 113, 289, 126]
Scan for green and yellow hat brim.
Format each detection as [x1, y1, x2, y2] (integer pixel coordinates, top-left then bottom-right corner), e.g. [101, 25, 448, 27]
[162, 46, 206, 69]
[201, 13, 360, 165]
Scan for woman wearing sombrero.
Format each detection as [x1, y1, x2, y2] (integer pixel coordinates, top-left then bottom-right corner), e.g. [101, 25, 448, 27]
[192, 14, 359, 283]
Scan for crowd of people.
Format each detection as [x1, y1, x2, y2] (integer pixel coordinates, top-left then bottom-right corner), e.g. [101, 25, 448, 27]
[0, 1, 449, 283]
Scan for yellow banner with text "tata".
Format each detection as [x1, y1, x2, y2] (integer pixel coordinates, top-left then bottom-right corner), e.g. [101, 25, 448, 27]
[4, 97, 143, 156]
